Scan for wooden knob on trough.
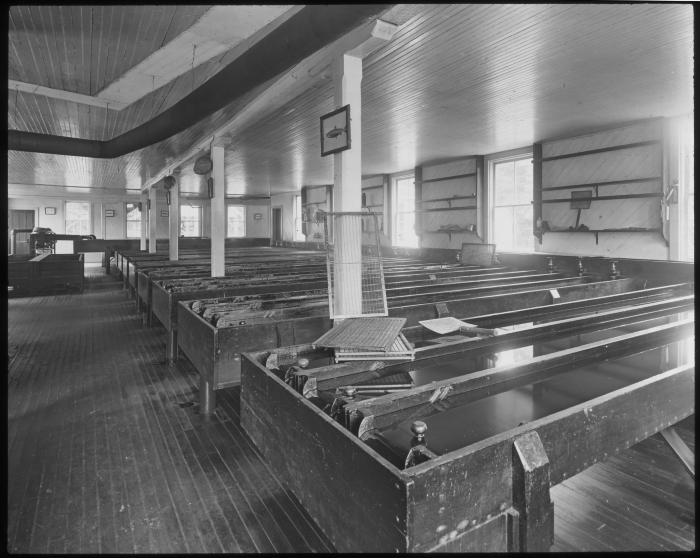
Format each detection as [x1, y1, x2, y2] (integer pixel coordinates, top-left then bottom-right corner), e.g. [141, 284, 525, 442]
[297, 357, 309, 369]
[342, 386, 357, 399]
[411, 420, 427, 441]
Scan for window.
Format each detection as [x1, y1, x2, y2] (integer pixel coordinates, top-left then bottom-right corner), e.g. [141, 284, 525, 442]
[490, 156, 533, 252]
[65, 202, 91, 235]
[293, 195, 304, 241]
[679, 118, 694, 261]
[180, 204, 202, 237]
[125, 202, 141, 238]
[227, 205, 246, 238]
[393, 175, 418, 248]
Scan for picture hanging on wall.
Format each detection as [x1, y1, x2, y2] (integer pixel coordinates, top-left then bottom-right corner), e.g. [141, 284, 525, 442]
[105, 209, 116, 217]
[320, 105, 351, 156]
[160, 209, 169, 217]
[254, 213, 262, 220]
[45, 207, 56, 215]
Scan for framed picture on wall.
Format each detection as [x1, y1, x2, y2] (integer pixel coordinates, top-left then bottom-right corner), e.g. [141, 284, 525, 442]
[45, 207, 56, 215]
[160, 209, 169, 217]
[105, 209, 116, 217]
[320, 105, 351, 156]
[254, 213, 262, 220]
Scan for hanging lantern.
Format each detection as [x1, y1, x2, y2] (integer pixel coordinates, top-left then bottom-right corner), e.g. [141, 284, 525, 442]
[194, 155, 213, 175]
[163, 175, 176, 205]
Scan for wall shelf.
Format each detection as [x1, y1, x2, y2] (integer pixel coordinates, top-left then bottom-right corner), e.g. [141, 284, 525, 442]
[541, 176, 661, 192]
[538, 227, 665, 246]
[542, 192, 663, 204]
[421, 171, 476, 184]
[420, 227, 481, 241]
[361, 185, 383, 192]
[415, 205, 478, 214]
[417, 194, 476, 206]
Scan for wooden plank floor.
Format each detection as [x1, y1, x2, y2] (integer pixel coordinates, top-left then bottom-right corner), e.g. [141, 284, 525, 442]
[7, 264, 695, 553]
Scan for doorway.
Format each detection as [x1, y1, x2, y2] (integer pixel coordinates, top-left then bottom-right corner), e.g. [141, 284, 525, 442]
[272, 207, 282, 244]
[9, 209, 35, 255]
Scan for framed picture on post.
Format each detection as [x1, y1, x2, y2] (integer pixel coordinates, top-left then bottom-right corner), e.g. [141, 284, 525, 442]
[320, 105, 351, 156]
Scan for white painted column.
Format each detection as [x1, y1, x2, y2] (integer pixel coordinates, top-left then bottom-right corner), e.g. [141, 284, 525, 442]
[140, 192, 148, 250]
[168, 172, 180, 261]
[148, 187, 158, 253]
[211, 138, 226, 277]
[332, 53, 364, 317]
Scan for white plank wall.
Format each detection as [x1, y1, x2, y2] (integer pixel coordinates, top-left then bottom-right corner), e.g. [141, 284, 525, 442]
[539, 119, 668, 258]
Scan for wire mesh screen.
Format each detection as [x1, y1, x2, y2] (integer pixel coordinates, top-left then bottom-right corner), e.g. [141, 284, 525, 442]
[321, 210, 388, 319]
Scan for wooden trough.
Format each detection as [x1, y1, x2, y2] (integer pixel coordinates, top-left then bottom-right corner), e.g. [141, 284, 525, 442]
[240, 291, 694, 552]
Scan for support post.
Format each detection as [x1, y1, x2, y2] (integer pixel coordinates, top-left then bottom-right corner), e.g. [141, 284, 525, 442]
[199, 375, 215, 417]
[211, 138, 226, 277]
[332, 53, 363, 317]
[140, 192, 148, 251]
[148, 187, 157, 254]
[329, 20, 397, 318]
[511, 431, 554, 552]
[169, 170, 180, 261]
[166, 330, 178, 363]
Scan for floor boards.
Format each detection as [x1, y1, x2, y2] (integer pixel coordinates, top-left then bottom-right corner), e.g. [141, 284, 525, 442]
[7, 264, 695, 552]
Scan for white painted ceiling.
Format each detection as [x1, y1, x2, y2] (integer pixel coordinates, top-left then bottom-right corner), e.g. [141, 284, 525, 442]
[7, 4, 694, 199]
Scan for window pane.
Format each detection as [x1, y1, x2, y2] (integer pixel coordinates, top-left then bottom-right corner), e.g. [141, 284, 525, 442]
[512, 204, 534, 252]
[494, 162, 514, 206]
[394, 176, 418, 247]
[494, 206, 514, 251]
[126, 202, 141, 238]
[126, 221, 141, 238]
[180, 205, 201, 237]
[294, 195, 304, 241]
[687, 193, 694, 260]
[227, 205, 245, 238]
[514, 158, 533, 204]
[65, 202, 90, 235]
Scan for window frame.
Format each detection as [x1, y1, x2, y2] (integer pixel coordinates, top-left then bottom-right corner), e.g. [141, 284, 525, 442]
[486, 148, 534, 252]
[391, 172, 419, 248]
[125, 202, 142, 239]
[179, 203, 202, 237]
[226, 204, 246, 238]
[678, 117, 694, 262]
[293, 194, 305, 241]
[64, 201, 91, 236]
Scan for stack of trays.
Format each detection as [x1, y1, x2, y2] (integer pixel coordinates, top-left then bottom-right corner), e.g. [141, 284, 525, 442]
[313, 317, 415, 362]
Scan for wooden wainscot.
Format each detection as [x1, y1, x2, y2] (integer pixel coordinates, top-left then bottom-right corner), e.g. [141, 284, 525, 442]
[241, 342, 694, 552]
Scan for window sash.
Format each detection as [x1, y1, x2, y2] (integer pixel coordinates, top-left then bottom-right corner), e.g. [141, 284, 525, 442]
[65, 202, 91, 235]
[180, 205, 202, 237]
[393, 176, 418, 247]
[125, 203, 141, 238]
[227, 205, 246, 238]
[488, 154, 533, 252]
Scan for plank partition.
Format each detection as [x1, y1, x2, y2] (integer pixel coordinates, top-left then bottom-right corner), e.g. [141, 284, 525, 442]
[241, 347, 693, 552]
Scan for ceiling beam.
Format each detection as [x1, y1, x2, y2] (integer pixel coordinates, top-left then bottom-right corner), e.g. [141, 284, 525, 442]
[140, 16, 399, 192]
[8, 5, 392, 161]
